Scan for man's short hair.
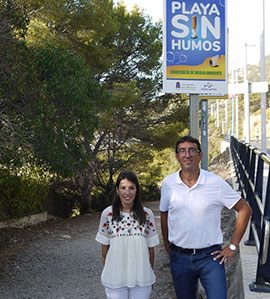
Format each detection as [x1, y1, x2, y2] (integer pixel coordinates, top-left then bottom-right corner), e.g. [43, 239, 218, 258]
[175, 136, 201, 153]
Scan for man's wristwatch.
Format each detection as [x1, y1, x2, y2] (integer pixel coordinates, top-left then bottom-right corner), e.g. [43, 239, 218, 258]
[228, 244, 237, 251]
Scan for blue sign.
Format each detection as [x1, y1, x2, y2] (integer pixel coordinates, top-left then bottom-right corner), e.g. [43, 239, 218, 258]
[163, 0, 227, 94]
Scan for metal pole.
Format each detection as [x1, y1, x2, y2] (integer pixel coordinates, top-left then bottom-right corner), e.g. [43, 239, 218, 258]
[236, 94, 239, 138]
[260, 0, 267, 152]
[225, 100, 228, 136]
[235, 69, 239, 139]
[189, 94, 199, 139]
[231, 70, 235, 137]
[211, 104, 214, 117]
[232, 96, 235, 137]
[216, 100, 219, 128]
[201, 100, 208, 170]
[244, 43, 250, 143]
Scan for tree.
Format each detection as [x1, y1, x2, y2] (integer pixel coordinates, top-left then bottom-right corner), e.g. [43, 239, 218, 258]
[29, 46, 110, 175]
[0, 0, 40, 167]
[85, 5, 189, 205]
[91, 80, 189, 209]
[24, 0, 119, 75]
[1, 1, 112, 214]
[28, 46, 111, 213]
[17, 0, 189, 212]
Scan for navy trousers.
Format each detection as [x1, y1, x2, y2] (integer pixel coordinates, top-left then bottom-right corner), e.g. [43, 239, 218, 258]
[170, 245, 227, 299]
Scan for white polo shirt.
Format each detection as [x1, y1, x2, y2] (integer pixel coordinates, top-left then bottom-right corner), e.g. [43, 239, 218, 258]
[160, 169, 241, 249]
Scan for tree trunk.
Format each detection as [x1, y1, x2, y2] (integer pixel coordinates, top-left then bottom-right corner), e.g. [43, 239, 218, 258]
[80, 172, 94, 214]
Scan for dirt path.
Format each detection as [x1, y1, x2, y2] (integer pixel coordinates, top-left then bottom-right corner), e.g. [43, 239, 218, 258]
[0, 202, 175, 299]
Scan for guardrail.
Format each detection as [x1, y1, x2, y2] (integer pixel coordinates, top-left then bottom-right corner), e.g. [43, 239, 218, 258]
[230, 136, 270, 293]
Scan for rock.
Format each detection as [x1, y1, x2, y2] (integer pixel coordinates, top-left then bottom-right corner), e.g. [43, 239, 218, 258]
[60, 234, 72, 239]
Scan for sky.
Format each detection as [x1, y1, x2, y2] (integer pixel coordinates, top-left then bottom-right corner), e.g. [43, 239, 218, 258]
[115, 0, 270, 73]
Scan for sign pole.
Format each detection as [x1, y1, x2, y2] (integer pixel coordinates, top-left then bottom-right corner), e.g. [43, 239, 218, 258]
[189, 94, 199, 139]
[201, 100, 208, 170]
[163, 0, 227, 161]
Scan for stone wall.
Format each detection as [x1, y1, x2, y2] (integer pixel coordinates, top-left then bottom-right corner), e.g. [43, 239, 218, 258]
[0, 212, 48, 229]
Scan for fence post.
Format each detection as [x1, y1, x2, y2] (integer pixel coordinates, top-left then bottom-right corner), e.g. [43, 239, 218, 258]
[249, 149, 256, 184]
[239, 142, 246, 195]
[231, 137, 241, 190]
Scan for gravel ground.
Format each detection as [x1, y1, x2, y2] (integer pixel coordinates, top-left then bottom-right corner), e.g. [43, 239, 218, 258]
[0, 202, 175, 299]
[0, 213, 106, 299]
[0, 148, 242, 299]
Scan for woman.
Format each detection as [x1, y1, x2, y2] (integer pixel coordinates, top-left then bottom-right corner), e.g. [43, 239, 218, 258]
[95, 170, 159, 299]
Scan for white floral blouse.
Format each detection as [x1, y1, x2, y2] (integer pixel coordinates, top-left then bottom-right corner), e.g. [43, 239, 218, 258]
[95, 205, 159, 289]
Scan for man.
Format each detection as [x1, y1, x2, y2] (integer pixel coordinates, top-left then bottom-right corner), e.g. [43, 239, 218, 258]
[160, 136, 252, 299]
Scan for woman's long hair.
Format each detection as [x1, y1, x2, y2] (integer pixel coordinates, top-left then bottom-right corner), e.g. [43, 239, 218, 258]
[112, 171, 146, 225]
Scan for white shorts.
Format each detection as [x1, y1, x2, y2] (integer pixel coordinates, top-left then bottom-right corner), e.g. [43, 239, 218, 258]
[105, 285, 152, 299]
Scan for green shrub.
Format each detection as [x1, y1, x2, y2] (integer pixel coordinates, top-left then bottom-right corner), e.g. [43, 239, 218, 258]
[0, 168, 49, 221]
[141, 183, 160, 202]
[91, 188, 114, 212]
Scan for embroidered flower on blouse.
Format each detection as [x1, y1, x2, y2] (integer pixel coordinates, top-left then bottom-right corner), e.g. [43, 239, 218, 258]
[101, 209, 156, 238]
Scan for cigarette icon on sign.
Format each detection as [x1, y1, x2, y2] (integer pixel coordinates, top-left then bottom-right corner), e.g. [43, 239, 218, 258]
[191, 16, 198, 39]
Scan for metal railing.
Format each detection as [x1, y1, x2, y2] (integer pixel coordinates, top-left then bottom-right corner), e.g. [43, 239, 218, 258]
[230, 136, 270, 293]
